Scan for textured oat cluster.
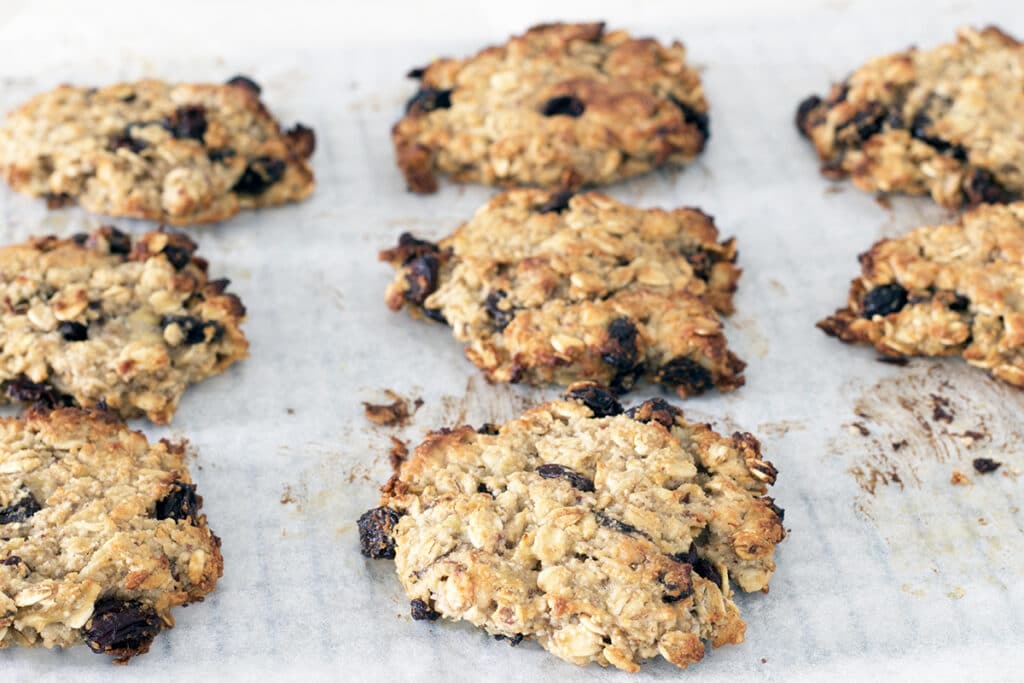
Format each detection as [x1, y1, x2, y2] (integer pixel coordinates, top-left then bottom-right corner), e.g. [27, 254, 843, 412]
[0, 409, 223, 661]
[381, 189, 744, 397]
[393, 22, 709, 193]
[797, 26, 1023, 207]
[0, 226, 248, 423]
[819, 202, 1024, 387]
[0, 78, 315, 224]
[360, 385, 784, 672]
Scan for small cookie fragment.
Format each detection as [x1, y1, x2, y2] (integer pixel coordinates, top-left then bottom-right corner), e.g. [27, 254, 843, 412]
[0, 226, 248, 423]
[381, 189, 744, 398]
[0, 409, 223, 662]
[360, 386, 785, 672]
[797, 26, 1023, 207]
[393, 22, 709, 193]
[818, 202, 1024, 388]
[0, 77, 315, 224]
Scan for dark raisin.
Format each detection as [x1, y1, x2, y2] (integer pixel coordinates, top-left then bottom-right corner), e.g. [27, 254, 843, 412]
[154, 481, 199, 523]
[121, 93, 137, 103]
[358, 506, 402, 559]
[71, 233, 89, 245]
[763, 497, 785, 522]
[659, 561, 694, 603]
[0, 492, 41, 524]
[595, 511, 639, 535]
[484, 290, 514, 331]
[476, 482, 492, 496]
[164, 105, 207, 141]
[421, 307, 447, 324]
[105, 227, 132, 255]
[672, 544, 721, 587]
[836, 102, 886, 143]
[233, 157, 286, 195]
[684, 250, 713, 281]
[404, 253, 440, 306]
[656, 357, 713, 395]
[963, 168, 1014, 205]
[494, 633, 525, 646]
[207, 148, 236, 163]
[225, 75, 261, 95]
[405, 88, 452, 114]
[162, 245, 192, 271]
[536, 463, 595, 492]
[5, 379, 72, 411]
[44, 193, 71, 208]
[535, 190, 574, 214]
[57, 321, 88, 342]
[1, 556, 23, 566]
[160, 315, 221, 345]
[410, 599, 441, 621]
[600, 318, 639, 374]
[625, 398, 681, 428]
[910, 113, 967, 161]
[406, 67, 426, 79]
[83, 598, 162, 660]
[109, 129, 148, 154]
[541, 95, 585, 118]
[949, 293, 970, 312]
[564, 384, 623, 417]
[795, 95, 822, 135]
[670, 96, 710, 141]
[284, 123, 316, 159]
[861, 283, 908, 318]
[972, 458, 1001, 474]
[477, 423, 500, 435]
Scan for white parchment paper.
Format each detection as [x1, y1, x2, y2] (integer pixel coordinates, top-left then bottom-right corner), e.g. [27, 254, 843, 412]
[1, 1, 1022, 680]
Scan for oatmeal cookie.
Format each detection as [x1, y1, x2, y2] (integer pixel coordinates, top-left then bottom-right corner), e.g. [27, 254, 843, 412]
[796, 26, 1023, 207]
[358, 384, 785, 672]
[0, 408, 223, 662]
[0, 76, 315, 224]
[381, 189, 743, 397]
[393, 22, 708, 193]
[819, 202, 1024, 387]
[0, 226, 248, 423]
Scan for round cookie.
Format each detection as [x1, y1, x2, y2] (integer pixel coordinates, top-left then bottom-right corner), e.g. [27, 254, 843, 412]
[381, 188, 744, 398]
[0, 77, 315, 225]
[0, 408, 223, 661]
[359, 384, 785, 672]
[797, 26, 1023, 207]
[393, 22, 709, 193]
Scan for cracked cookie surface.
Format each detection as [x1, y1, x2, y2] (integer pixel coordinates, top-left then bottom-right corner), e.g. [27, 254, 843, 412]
[381, 189, 744, 397]
[0, 408, 223, 662]
[819, 202, 1024, 387]
[359, 385, 784, 672]
[393, 22, 708, 193]
[0, 226, 248, 423]
[0, 77, 315, 225]
[797, 26, 1024, 207]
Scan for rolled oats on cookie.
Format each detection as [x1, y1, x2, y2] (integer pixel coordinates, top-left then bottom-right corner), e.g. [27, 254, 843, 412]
[358, 384, 785, 672]
[393, 22, 709, 193]
[0, 408, 223, 662]
[0, 226, 248, 423]
[381, 189, 744, 397]
[0, 77, 315, 224]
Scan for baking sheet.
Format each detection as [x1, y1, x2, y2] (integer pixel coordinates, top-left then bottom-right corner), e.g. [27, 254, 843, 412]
[1, 0, 1023, 680]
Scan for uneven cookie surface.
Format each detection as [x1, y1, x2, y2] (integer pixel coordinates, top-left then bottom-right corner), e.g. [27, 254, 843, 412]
[381, 189, 744, 397]
[0, 408, 223, 661]
[0, 226, 248, 423]
[0, 77, 315, 224]
[819, 202, 1024, 387]
[393, 22, 708, 193]
[359, 385, 784, 672]
[797, 26, 1023, 207]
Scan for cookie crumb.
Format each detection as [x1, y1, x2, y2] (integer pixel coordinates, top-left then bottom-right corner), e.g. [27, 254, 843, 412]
[950, 470, 971, 485]
[363, 390, 422, 426]
[930, 394, 953, 423]
[761, 657, 768, 664]
[972, 457, 1001, 474]
[389, 436, 409, 471]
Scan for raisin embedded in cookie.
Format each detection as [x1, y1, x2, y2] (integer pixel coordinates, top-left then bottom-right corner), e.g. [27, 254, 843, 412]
[359, 385, 785, 672]
[797, 26, 1023, 207]
[0, 226, 248, 423]
[0, 77, 315, 225]
[0, 408, 223, 662]
[393, 22, 709, 193]
[381, 189, 743, 397]
[819, 202, 1024, 387]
